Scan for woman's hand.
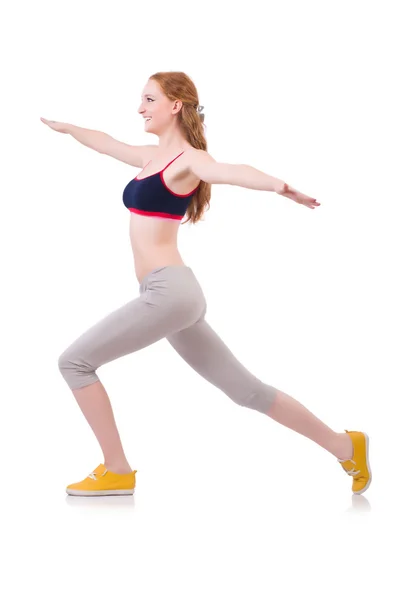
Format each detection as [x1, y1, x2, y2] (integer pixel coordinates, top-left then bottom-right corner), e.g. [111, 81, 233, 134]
[278, 183, 320, 209]
[40, 117, 69, 134]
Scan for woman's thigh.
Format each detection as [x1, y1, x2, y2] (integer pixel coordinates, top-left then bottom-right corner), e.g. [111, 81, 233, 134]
[166, 317, 277, 411]
[58, 266, 207, 374]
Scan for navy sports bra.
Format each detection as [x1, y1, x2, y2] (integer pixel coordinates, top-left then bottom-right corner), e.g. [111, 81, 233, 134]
[122, 151, 200, 220]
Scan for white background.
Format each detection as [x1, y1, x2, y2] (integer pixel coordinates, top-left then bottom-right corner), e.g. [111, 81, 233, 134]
[1, 0, 396, 597]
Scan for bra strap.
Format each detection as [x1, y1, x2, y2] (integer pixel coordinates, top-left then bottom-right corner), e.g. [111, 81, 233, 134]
[162, 151, 185, 173]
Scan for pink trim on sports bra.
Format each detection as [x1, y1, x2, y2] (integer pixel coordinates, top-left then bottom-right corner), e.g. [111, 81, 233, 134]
[159, 171, 200, 198]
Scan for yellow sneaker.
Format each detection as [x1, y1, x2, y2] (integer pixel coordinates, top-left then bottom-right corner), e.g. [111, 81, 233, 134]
[66, 464, 137, 496]
[338, 430, 372, 494]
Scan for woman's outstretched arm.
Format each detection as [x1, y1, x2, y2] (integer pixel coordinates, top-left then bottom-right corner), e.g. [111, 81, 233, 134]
[187, 148, 320, 209]
[40, 118, 110, 153]
[40, 118, 156, 167]
[66, 124, 110, 152]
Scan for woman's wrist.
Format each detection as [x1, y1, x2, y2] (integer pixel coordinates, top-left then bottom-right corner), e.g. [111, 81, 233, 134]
[275, 182, 288, 195]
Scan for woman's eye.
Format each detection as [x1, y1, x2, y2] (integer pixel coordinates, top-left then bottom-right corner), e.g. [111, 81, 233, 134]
[147, 98, 153, 102]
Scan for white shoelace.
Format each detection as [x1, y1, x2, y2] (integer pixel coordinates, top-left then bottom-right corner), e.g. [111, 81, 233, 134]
[88, 469, 108, 480]
[337, 458, 360, 476]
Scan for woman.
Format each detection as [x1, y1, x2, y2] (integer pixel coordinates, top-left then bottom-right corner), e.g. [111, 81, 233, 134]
[41, 71, 371, 497]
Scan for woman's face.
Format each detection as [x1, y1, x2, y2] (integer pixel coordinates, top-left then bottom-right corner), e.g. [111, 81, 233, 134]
[137, 80, 181, 134]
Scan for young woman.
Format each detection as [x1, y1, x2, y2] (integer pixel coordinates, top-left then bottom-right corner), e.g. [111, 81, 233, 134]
[41, 71, 371, 497]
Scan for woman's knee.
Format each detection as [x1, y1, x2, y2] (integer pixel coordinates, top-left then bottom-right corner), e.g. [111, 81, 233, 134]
[58, 348, 98, 390]
[234, 382, 278, 414]
[58, 345, 79, 372]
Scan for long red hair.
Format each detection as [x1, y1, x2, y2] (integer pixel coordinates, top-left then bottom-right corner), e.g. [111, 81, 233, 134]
[149, 71, 211, 225]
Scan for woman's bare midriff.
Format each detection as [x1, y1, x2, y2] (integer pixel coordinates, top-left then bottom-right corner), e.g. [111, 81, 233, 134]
[128, 145, 200, 284]
[129, 212, 186, 283]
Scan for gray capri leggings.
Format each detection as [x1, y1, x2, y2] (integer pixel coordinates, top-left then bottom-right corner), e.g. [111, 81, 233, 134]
[58, 265, 278, 414]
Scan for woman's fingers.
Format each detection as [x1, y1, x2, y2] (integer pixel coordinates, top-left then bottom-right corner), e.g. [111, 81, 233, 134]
[40, 117, 68, 134]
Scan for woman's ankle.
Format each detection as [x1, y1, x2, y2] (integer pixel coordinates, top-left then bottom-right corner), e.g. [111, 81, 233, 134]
[104, 459, 133, 474]
[332, 432, 354, 461]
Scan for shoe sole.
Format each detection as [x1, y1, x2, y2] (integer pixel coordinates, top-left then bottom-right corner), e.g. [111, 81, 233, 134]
[353, 432, 372, 495]
[66, 488, 135, 497]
